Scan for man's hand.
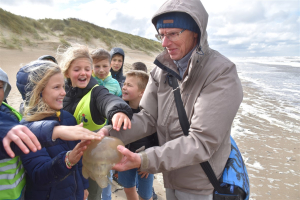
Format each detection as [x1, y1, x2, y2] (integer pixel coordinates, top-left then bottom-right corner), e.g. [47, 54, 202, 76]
[112, 145, 141, 171]
[3, 125, 41, 158]
[52, 123, 103, 141]
[111, 112, 131, 131]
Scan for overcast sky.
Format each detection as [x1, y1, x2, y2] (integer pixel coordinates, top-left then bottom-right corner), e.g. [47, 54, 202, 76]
[0, 0, 299, 57]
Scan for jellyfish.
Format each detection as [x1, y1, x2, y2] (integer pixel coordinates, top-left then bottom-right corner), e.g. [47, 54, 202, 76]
[82, 136, 124, 188]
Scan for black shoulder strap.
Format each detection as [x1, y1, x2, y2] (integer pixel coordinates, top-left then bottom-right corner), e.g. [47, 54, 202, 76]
[167, 74, 226, 194]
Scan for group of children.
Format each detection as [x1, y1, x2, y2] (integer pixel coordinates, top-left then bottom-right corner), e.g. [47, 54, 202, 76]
[0, 44, 158, 200]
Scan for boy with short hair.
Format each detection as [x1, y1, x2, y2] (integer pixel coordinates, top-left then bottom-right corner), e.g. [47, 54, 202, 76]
[110, 47, 125, 88]
[132, 62, 147, 73]
[90, 48, 122, 199]
[91, 48, 122, 97]
[118, 70, 158, 200]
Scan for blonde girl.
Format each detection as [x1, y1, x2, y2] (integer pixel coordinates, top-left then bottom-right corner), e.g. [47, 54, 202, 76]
[58, 44, 133, 200]
[20, 60, 100, 200]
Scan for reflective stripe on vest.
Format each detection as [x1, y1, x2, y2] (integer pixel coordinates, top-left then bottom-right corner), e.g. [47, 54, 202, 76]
[0, 156, 26, 199]
[73, 85, 107, 131]
[0, 104, 25, 199]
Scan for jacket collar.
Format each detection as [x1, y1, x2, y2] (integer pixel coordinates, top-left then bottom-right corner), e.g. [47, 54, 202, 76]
[65, 77, 98, 98]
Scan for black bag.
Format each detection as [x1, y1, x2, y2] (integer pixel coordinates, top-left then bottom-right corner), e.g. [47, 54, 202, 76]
[167, 74, 250, 200]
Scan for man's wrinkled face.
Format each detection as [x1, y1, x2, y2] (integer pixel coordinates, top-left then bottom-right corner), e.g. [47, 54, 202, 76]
[159, 28, 198, 61]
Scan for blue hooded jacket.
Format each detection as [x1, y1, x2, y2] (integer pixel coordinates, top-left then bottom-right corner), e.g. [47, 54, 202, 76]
[20, 110, 88, 200]
[110, 47, 125, 88]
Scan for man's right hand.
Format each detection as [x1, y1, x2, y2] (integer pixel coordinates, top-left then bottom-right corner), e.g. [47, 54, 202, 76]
[3, 125, 41, 158]
[52, 123, 103, 141]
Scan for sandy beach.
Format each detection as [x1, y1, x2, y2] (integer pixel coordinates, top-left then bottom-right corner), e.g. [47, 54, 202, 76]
[1, 47, 299, 200]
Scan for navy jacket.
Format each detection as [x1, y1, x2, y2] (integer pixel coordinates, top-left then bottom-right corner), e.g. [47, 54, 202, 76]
[20, 110, 88, 200]
[0, 103, 23, 159]
[0, 103, 62, 160]
[110, 47, 126, 88]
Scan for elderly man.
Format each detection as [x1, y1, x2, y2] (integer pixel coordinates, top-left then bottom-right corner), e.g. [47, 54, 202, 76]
[105, 0, 243, 199]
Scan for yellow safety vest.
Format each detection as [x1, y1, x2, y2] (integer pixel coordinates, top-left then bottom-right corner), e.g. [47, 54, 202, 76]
[0, 103, 26, 200]
[73, 85, 107, 131]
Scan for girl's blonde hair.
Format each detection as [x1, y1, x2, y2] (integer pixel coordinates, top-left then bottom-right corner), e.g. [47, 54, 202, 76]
[23, 60, 62, 121]
[57, 44, 93, 78]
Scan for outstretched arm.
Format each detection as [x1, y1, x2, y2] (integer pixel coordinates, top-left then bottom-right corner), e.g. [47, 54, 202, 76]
[2, 125, 41, 158]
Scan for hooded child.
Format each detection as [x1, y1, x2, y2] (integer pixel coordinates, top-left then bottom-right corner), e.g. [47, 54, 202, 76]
[0, 67, 26, 200]
[110, 47, 125, 88]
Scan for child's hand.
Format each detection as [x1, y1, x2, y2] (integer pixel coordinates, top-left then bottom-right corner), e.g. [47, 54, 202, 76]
[83, 189, 89, 200]
[68, 140, 91, 166]
[111, 112, 131, 131]
[97, 127, 109, 137]
[138, 170, 149, 179]
[3, 125, 41, 158]
[53, 123, 103, 141]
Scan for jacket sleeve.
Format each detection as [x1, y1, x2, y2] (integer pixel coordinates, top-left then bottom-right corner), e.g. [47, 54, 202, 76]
[141, 61, 243, 173]
[20, 148, 76, 185]
[21, 120, 63, 147]
[111, 60, 243, 174]
[0, 112, 24, 159]
[92, 86, 133, 121]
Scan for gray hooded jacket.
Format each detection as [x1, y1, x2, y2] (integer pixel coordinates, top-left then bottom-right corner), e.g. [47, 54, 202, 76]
[0, 68, 11, 100]
[110, 0, 243, 195]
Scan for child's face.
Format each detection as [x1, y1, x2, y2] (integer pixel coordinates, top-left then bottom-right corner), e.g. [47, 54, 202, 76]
[0, 81, 4, 106]
[93, 59, 111, 80]
[122, 76, 143, 102]
[66, 58, 92, 88]
[111, 55, 123, 72]
[42, 73, 66, 110]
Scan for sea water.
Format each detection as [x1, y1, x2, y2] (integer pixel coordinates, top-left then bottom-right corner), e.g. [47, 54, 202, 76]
[231, 56, 300, 118]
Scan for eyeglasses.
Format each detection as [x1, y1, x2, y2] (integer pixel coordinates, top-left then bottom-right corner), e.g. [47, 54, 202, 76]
[155, 29, 186, 42]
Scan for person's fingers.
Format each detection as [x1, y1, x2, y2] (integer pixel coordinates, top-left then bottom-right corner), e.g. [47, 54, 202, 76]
[2, 137, 16, 158]
[79, 128, 103, 140]
[138, 171, 148, 178]
[123, 117, 131, 130]
[97, 128, 109, 137]
[117, 114, 127, 131]
[76, 123, 84, 127]
[21, 126, 41, 151]
[117, 145, 131, 157]
[112, 114, 120, 131]
[4, 132, 31, 155]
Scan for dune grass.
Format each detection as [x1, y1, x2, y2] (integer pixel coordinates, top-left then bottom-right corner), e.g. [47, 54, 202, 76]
[0, 8, 45, 36]
[0, 8, 163, 53]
